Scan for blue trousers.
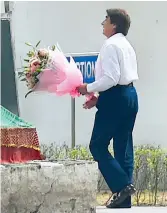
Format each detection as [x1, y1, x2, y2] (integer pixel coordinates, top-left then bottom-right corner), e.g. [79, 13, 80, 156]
[89, 85, 138, 207]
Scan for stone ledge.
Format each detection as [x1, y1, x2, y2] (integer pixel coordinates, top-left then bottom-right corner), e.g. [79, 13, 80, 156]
[1, 160, 98, 213]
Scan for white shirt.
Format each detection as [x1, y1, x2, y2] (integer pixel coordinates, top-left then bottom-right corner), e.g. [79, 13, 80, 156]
[87, 33, 139, 93]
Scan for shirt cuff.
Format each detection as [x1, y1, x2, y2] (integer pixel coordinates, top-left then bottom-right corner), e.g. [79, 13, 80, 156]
[87, 83, 96, 93]
[94, 92, 99, 98]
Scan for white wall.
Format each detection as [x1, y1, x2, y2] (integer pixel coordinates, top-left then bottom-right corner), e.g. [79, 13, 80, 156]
[1, 1, 5, 13]
[10, 1, 167, 147]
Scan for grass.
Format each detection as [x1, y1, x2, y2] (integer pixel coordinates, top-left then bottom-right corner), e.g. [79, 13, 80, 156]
[96, 191, 167, 206]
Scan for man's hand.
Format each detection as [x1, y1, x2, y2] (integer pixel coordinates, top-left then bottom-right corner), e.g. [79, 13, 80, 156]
[77, 84, 88, 95]
[83, 95, 98, 109]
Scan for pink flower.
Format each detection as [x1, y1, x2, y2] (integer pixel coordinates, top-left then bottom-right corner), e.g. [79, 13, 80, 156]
[27, 78, 35, 89]
[38, 49, 48, 57]
[30, 58, 40, 66]
[30, 59, 40, 73]
[30, 64, 40, 73]
[26, 73, 31, 79]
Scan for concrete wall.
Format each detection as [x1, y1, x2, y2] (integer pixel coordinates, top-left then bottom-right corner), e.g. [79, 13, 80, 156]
[1, 161, 98, 213]
[9, 1, 167, 147]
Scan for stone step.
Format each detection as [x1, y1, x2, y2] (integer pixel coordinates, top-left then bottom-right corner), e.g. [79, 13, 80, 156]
[1, 160, 98, 213]
[96, 206, 167, 213]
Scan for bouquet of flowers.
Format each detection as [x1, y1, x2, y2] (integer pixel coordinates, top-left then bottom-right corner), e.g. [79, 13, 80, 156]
[18, 41, 94, 100]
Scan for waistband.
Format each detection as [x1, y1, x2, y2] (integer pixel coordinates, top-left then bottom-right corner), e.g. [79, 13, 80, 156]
[117, 82, 133, 87]
[99, 82, 133, 95]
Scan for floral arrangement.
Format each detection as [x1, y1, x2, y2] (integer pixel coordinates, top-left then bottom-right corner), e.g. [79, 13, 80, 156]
[18, 41, 94, 101]
[18, 41, 56, 91]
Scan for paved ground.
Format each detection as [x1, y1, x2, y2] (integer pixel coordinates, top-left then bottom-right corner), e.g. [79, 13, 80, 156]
[96, 206, 167, 213]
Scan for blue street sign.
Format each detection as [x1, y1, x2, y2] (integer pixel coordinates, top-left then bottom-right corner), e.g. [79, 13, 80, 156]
[66, 53, 99, 148]
[67, 54, 98, 83]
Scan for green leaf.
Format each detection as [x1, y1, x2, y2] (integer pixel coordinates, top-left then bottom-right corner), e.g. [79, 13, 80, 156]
[27, 51, 34, 57]
[18, 71, 23, 74]
[25, 42, 33, 47]
[20, 78, 27, 81]
[24, 59, 29, 62]
[36, 68, 41, 72]
[36, 40, 41, 47]
[24, 69, 30, 73]
[18, 72, 24, 77]
[35, 78, 39, 83]
[25, 90, 33, 98]
[32, 72, 39, 77]
[52, 45, 56, 51]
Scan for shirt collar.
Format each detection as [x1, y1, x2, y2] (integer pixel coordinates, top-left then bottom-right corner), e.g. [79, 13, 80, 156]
[108, 33, 124, 39]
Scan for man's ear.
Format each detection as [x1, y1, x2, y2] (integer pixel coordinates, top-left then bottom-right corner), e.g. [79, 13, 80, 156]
[112, 24, 116, 30]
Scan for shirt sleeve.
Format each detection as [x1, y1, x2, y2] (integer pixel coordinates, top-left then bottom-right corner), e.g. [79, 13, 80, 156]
[87, 45, 121, 93]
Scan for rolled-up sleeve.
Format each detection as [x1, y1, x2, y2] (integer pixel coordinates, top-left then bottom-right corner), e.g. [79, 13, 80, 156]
[87, 45, 121, 93]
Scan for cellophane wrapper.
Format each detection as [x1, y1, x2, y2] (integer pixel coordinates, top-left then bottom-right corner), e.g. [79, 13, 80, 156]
[34, 48, 95, 101]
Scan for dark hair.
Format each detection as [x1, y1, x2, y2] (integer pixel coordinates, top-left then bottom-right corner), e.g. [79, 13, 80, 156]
[106, 9, 131, 36]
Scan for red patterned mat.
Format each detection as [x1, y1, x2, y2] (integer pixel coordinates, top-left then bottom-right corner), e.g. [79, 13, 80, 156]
[0, 128, 42, 163]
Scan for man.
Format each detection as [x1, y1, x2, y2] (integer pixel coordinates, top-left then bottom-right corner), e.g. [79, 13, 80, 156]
[77, 9, 139, 208]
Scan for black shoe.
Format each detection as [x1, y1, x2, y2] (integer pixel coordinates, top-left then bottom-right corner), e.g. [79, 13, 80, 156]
[106, 184, 136, 208]
[109, 206, 131, 209]
[105, 193, 131, 209]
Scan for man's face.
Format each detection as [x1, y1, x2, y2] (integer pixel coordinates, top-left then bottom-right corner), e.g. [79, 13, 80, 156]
[102, 16, 116, 38]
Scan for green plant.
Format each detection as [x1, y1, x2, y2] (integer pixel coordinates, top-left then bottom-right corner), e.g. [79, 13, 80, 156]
[40, 143, 167, 206]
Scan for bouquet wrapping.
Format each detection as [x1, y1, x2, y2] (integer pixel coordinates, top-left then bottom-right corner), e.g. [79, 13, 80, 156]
[18, 41, 94, 101]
